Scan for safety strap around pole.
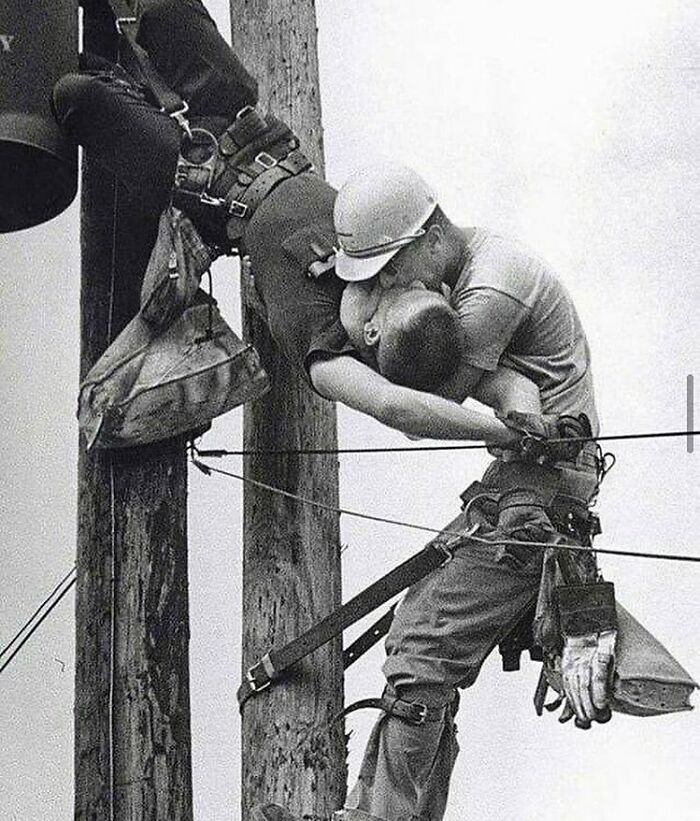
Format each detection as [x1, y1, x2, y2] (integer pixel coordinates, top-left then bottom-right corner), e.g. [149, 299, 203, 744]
[343, 604, 397, 669]
[106, 0, 190, 129]
[236, 530, 476, 710]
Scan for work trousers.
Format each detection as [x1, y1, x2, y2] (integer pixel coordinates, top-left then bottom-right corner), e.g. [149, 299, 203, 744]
[52, 0, 256, 222]
[346, 456, 597, 821]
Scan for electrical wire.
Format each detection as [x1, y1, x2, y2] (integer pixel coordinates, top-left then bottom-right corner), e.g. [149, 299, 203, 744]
[0, 575, 76, 677]
[190, 456, 700, 565]
[194, 428, 700, 458]
[0, 565, 77, 662]
[4, 428, 696, 677]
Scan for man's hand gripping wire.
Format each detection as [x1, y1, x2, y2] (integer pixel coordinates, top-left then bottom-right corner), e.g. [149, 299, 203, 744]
[498, 411, 593, 465]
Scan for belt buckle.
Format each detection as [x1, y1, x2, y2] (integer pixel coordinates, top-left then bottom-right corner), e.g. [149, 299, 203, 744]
[411, 703, 428, 725]
[246, 665, 271, 694]
[228, 200, 249, 218]
[199, 192, 227, 208]
[255, 151, 278, 170]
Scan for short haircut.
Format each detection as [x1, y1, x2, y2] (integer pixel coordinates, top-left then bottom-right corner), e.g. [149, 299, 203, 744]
[376, 291, 463, 391]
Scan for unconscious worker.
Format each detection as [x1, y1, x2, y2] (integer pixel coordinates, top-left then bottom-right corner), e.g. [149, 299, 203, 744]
[54, 0, 536, 452]
[53, 3, 696, 821]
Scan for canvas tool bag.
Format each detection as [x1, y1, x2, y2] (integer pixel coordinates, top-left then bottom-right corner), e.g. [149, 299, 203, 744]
[609, 604, 697, 715]
[139, 205, 214, 332]
[541, 597, 698, 717]
[78, 301, 269, 449]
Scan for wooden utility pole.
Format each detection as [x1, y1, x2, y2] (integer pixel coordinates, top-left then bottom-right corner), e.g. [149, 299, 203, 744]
[75, 4, 193, 819]
[230, 3, 346, 819]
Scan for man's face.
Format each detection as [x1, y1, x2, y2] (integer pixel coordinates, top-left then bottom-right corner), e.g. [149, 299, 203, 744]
[379, 229, 448, 292]
[339, 279, 449, 356]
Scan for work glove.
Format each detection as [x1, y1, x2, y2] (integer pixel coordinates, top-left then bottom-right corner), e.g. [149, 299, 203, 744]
[555, 582, 617, 729]
[498, 411, 592, 465]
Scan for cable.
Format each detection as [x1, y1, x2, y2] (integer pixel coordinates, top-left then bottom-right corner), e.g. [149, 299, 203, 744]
[190, 456, 700, 565]
[194, 428, 700, 458]
[0, 565, 77, 661]
[0, 575, 76, 677]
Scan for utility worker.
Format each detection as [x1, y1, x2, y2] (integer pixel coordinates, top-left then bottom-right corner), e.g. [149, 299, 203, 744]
[335, 162, 599, 432]
[257, 167, 614, 821]
[54, 0, 554, 451]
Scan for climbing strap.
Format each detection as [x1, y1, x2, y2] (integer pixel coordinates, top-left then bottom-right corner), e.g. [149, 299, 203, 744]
[107, 0, 191, 132]
[236, 530, 475, 710]
[339, 687, 450, 726]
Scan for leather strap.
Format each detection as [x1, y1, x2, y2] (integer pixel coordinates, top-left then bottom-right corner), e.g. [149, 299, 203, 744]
[339, 694, 446, 726]
[237, 533, 470, 710]
[224, 149, 313, 242]
[343, 605, 397, 669]
[106, 0, 189, 123]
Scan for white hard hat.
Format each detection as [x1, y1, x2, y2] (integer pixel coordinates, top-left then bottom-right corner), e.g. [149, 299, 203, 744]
[334, 161, 437, 282]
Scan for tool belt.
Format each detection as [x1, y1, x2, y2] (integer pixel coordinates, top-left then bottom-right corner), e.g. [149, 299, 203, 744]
[458, 457, 604, 672]
[171, 106, 313, 252]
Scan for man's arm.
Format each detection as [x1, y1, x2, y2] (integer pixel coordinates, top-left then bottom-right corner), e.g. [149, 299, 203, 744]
[473, 366, 542, 415]
[432, 352, 541, 414]
[309, 355, 516, 444]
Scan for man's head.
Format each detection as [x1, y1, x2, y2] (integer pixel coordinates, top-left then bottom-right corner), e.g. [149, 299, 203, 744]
[342, 283, 463, 391]
[334, 161, 464, 291]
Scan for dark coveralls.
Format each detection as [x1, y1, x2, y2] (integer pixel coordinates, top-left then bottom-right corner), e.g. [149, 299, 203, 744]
[53, 0, 358, 381]
[53, 4, 601, 820]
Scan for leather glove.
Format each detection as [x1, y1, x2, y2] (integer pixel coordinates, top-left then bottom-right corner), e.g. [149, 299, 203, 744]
[555, 582, 617, 729]
[498, 411, 592, 465]
[559, 629, 616, 728]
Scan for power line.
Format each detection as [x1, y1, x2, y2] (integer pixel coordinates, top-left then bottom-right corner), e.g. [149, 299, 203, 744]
[5, 429, 696, 676]
[194, 428, 699, 458]
[0, 565, 76, 661]
[0, 574, 76, 677]
[191, 456, 700, 565]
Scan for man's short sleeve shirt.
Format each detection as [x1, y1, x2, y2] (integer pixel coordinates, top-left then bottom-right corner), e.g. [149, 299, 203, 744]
[450, 229, 599, 431]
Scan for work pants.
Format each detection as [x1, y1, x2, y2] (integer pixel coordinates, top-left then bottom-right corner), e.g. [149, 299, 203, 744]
[346, 457, 596, 821]
[52, 0, 256, 222]
[53, 0, 347, 376]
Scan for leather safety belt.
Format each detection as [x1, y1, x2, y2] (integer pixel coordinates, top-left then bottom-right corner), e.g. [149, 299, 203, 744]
[237, 529, 477, 710]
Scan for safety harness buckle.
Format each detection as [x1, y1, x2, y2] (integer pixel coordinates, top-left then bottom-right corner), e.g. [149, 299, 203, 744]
[410, 703, 429, 725]
[436, 525, 479, 567]
[245, 661, 271, 694]
[228, 200, 249, 218]
[168, 102, 192, 138]
[199, 192, 228, 208]
[437, 543, 454, 566]
[236, 104, 256, 120]
[115, 16, 138, 34]
[255, 151, 278, 170]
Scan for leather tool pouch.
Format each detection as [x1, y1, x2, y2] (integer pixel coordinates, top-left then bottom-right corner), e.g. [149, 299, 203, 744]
[281, 225, 337, 279]
[611, 604, 698, 715]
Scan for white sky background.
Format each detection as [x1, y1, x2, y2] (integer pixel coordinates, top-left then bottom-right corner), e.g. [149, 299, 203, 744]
[1, 1, 699, 819]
